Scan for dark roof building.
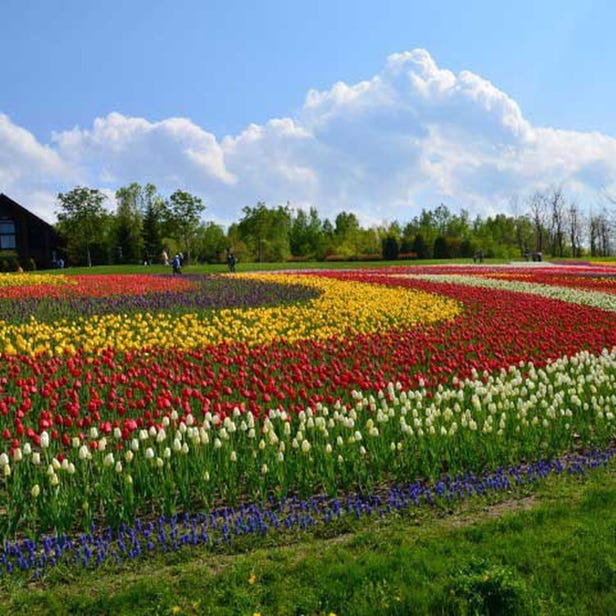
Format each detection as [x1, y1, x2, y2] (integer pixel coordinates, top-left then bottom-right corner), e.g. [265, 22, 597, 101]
[0, 193, 58, 270]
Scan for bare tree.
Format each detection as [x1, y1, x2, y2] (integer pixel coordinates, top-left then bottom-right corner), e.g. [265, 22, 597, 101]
[589, 207, 612, 257]
[567, 202, 584, 258]
[548, 186, 566, 257]
[527, 191, 548, 253]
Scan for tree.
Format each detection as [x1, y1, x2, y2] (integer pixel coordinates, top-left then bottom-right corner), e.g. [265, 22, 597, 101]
[548, 186, 566, 257]
[433, 236, 450, 259]
[334, 211, 360, 237]
[237, 202, 292, 262]
[192, 222, 227, 263]
[289, 207, 325, 258]
[56, 187, 110, 267]
[433, 203, 453, 235]
[567, 202, 584, 258]
[527, 191, 549, 253]
[113, 183, 145, 263]
[514, 215, 535, 257]
[164, 190, 206, 264]
[141, 185, 167, 264]
[589, 208, 612, 256]
[381, 235, 400, 260]
[334, 211, 362, 257]
[411, 234, 430, 259]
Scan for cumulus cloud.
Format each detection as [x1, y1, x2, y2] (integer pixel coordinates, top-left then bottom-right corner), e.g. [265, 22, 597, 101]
[53, 112, 235, 187]
[2, 49, 616, 226]
[0, 113, 80, 221]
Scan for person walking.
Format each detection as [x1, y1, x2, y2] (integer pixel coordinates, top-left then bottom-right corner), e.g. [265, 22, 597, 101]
[172, 254, 182, 274]
[226, 250, 237, 272]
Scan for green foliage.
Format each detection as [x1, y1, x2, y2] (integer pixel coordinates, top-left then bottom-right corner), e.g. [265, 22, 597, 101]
[2, 470, 615, 615]
[433, 235, 450, 259]
[164, 190, 206, 263]
[0, 251, 19, 271]
[113, 183, 146, 263]
[411, 233, 430, 259]
[382, 234, 400, 260]
[237, 202, 292, 262]
[55, 186, 111, 267]
[49, 184, 594, 265]
[140, 185, 167, 264]
[289, 207, 326, 258]
[192, 221, 227, 263]
[439, 558, 537, 615]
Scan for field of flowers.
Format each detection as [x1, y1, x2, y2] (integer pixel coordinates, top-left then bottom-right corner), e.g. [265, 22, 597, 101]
[0, 264, 615, 575]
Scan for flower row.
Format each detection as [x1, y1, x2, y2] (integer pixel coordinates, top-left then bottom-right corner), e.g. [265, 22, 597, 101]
[0, 274, 459, 356]
[0, 275, 321, 324]
[1, 346, 615, 536]
[409, 271, 616, 312]
[0, 273, 194, 299]
[2, 447, 613, 578]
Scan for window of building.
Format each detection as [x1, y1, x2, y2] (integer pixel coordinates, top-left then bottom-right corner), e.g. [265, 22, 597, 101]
[0, 219, 16, 250]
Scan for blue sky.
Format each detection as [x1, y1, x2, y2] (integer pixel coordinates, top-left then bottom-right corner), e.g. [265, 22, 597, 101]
[1, 0, 615, 225]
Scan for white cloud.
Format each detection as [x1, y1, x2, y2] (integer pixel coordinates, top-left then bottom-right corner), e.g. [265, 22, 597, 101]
[53, 112, 235, 187]
[0, 113, 79, 222]
[2, 49, 616, 227]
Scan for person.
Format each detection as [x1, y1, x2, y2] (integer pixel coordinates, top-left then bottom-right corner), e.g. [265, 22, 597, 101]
[172, 254, 182, 274]
[162, 250, 169, 266]
[226, 249, 237, 272]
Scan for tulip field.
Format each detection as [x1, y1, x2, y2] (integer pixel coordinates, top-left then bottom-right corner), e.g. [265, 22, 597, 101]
[0, 264, 616, 576]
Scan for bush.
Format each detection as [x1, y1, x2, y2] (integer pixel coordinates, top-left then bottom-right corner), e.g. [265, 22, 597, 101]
[437, 559, 537, 615]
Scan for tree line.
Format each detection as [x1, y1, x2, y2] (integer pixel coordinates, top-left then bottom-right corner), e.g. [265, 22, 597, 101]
[54, 184, 616, 266]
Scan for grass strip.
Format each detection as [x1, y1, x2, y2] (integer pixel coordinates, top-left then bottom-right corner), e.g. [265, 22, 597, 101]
[1, 465, 614, 615]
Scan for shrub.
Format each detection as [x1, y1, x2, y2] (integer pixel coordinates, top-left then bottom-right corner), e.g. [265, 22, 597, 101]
[437, 559, 537, 615]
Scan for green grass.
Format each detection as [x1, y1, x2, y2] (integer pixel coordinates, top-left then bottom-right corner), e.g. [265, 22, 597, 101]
[47, 257, 509, 276]
[1, 467, 614, 615]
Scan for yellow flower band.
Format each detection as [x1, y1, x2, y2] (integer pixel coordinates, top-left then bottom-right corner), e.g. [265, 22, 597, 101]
[0, 274, 461, 356]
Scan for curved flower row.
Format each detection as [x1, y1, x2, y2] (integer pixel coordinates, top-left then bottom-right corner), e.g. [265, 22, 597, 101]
[475, 270, 616, 294]
[0, 274, 460, 356]
[2, 272, 616, 449]
[0, 276, 322, 324]
[0, 273, 195, 299]
[1, 346, 614, 537]
[408, 272, 616, 312]
[0, 273, 75, 289]
[0, 267, 615, 543]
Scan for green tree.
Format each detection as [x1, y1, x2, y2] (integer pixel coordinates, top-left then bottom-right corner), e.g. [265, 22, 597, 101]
[382, 235, 400, 260]
[334, 211, 361, 257]
[237, 202, 291, 262]
[141, 185, 167, 264]
[192, 222, 227, 263]
[113, 183, 145, 263]
[289, 207, 326, 258]
[55, 186, 110, 267]
[164, 190, 206, 264]
[411, 234, 430, 259]
[433, 235, 450, 259]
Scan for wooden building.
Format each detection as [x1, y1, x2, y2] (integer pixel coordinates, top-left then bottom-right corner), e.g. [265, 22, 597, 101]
[0, 193, 58, 270]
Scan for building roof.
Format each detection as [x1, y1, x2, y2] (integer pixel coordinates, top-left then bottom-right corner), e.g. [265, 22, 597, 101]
[0, 193, 55, 229]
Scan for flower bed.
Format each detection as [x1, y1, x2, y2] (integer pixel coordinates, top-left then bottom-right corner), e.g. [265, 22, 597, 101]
[0, 265, 615, 574]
